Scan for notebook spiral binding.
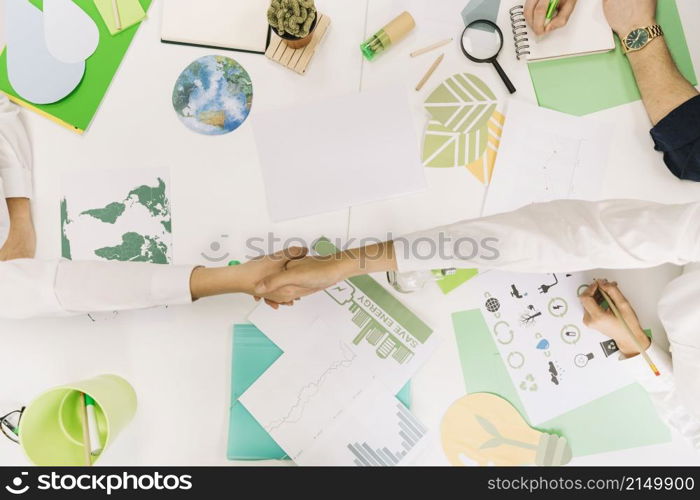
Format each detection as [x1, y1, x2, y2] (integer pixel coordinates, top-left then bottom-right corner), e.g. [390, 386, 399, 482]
[509, 5, 530, 60]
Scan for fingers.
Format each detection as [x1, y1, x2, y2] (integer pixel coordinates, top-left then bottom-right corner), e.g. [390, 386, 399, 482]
[598, 279, 633, 315]
[263, 246, 308, 263]
[283, 246, 308, 260]
[545, 0, 577, 32]
[579, 281, 605, 325]
[523, 0, 540, 32]
[255, 268, 297, 294]
[531, 0, 549, 35]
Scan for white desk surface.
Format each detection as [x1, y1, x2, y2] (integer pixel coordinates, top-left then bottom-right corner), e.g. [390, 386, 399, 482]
[1, 0, 699, 466]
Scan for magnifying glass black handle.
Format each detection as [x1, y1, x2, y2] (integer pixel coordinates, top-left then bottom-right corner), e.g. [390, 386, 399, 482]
[492, 59, 516, 94]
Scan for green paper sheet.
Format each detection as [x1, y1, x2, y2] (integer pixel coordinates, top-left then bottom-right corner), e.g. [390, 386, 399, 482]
[528, 0, 696, 116]
[94, 0, 147, 35]
[452, 309, 670, 456]
[436, 268, 479, 294]
[227, 324, 412, 461]
[0, 0, 151, 133]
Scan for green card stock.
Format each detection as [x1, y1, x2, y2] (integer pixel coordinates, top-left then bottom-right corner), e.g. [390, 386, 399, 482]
[528, 0, 696, 116]
[452, 309, 670, 456]
[0, 0, 151, 132]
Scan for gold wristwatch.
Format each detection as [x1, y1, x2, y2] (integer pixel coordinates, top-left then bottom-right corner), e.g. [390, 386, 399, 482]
[622, 24, 664, 54]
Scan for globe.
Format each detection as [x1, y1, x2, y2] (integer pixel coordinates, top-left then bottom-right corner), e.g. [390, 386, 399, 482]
[485, 297, 500, 312]
[172, 55, 253, 135]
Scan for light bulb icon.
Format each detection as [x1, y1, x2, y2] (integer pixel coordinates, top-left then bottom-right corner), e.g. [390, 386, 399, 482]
[441, 393, 572, 466]
[575, 353, 595, 368]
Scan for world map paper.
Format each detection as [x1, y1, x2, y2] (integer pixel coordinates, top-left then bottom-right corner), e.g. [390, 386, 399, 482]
[61, 168, 172, 264]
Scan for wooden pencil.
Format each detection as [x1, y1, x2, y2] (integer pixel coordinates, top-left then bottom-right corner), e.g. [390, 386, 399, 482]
[598, 288, 660, 377]
[411, 38, 452, 57]
[79, 394, 92, 466]
[415, 53, 444, 91]
[111, 0, 122, 31]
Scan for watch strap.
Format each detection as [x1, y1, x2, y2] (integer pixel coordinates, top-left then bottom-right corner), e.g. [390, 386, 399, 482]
[623, 24, 664, 54]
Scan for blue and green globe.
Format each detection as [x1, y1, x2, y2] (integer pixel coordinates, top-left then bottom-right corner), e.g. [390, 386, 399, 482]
[172, 55, 253, 135]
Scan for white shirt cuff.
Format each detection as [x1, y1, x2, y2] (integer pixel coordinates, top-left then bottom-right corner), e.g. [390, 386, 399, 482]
[0, 165, 32, 198]
[152, 265, 196, 305]
[619, 341, 673, 381]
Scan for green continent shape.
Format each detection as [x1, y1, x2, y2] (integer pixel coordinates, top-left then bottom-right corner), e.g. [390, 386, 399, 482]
[60, 197, 72, 260]
[94, 232, 169, 264]
[81, 202, 126, 224]
[127, 177, 171, 222]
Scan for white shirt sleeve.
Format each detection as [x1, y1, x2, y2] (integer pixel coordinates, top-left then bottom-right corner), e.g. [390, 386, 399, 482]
[620, 342, 700, 450]
[0, 95, 33, 199]
[0, 259, 195, 319]
[393, 199, 700, 273]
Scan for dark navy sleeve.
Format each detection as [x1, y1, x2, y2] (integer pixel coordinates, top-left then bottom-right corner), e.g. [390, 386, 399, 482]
[650, 94, 700, 181]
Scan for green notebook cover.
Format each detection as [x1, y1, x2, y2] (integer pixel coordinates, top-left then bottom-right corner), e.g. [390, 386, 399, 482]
[528, 0, 696, 116]
[452, 310, 670, 456]
[227, 324, 412, 461]
[0, 0, 151, 133]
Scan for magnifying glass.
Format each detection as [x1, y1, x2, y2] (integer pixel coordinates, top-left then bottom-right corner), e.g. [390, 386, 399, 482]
[460, 19, 516, 94]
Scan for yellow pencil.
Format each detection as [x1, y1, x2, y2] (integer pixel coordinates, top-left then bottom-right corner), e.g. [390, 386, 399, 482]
[598, 287, 660, 377]
[410, 38, 452, 57]
[415, 53, 444, 91]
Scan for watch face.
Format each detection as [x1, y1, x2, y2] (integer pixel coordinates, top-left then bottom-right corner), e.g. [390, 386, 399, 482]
[626, 28, 649, 49]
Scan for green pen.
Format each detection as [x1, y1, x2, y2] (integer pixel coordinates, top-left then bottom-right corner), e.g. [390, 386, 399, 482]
[544, 0, 560, 27]
[1, 416, 19, 436]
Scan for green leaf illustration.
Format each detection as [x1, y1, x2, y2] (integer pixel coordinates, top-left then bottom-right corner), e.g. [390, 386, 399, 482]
[424, 73, 497, 134]
[475, 414, 502, 438]
[479, 438, 504, 450]
[422, 119, 488, 168]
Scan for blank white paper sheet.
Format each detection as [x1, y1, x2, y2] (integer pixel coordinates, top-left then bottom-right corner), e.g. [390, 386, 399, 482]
[483, 99, 613, 216]
[252, 86, 427, 222]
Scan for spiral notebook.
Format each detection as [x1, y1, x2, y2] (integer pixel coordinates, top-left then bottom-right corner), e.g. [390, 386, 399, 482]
[507, 2, 615, 61]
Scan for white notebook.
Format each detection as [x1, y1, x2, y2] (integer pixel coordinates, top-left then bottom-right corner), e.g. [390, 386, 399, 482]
[161, 0, 270, 54]
[507, 1, 615, 61]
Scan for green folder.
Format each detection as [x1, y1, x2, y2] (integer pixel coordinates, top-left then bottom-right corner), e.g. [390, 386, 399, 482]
[452, 309, 670, 456]
[227, 324, 412, 461]
[528, 0, 697, 116]
[0, 0, 151, 133]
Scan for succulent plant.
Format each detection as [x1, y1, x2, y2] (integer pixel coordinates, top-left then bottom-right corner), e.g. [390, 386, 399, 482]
[268, 0, 317, 39]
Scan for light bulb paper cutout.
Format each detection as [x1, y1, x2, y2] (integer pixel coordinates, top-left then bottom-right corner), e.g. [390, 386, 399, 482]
[5, 0, 97, 104]
[441, 393, 572, 466]
[44, 0, 99, 64]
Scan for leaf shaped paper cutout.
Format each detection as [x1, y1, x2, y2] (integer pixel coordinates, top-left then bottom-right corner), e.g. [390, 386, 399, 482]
[466, 109, 504, 184]
[475, 414, 501, 438]
[44, 0, 100, 64]
[6, 0, 85, 104]
[424, 73, 497, 134]
[479, 438, 504, 450]
[422, 119, 488, 168]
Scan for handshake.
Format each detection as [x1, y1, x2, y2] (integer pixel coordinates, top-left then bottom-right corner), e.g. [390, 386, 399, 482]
[189, 242, 398, 308]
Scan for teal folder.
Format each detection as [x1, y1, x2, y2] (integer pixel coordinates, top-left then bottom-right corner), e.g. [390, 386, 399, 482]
[227, 324, 412, 460]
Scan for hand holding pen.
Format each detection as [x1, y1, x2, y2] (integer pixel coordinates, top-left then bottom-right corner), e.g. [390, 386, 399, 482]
[524, 0, 579, 36]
